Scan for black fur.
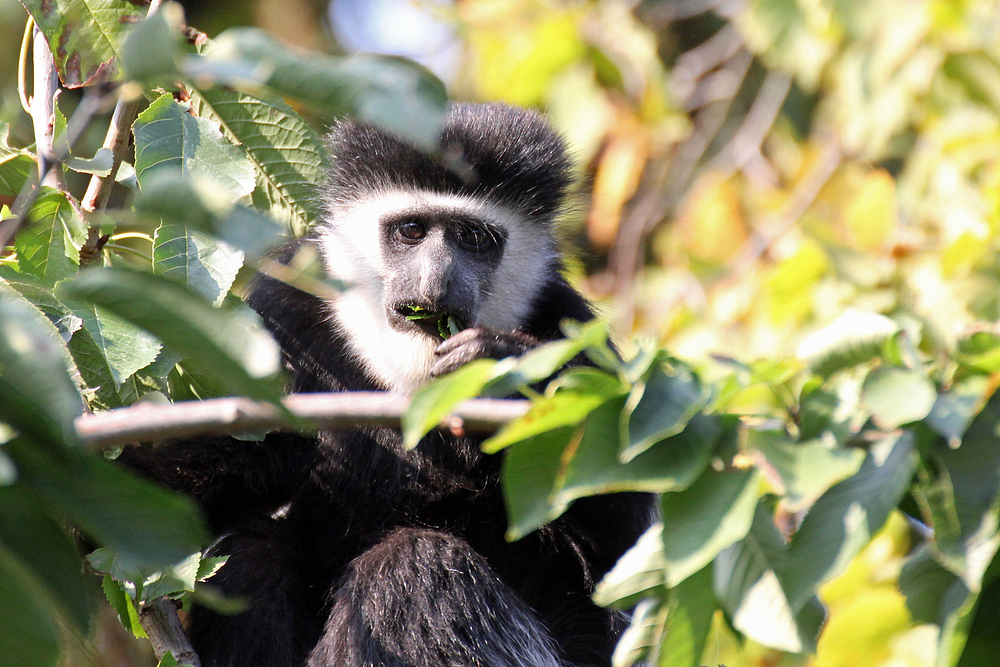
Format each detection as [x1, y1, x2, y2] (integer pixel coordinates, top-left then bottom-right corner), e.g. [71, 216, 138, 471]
[325, 103, 572, 220]
[120, 103, 654, 667]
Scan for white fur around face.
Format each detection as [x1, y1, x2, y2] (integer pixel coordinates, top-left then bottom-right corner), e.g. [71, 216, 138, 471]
[316, 190, 556, 393]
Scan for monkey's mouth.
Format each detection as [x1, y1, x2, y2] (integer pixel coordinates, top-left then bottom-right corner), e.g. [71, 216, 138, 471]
[393, 305, 466, 340]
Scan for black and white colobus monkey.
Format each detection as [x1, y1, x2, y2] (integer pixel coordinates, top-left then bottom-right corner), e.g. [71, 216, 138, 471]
[120, 103, 654, 667]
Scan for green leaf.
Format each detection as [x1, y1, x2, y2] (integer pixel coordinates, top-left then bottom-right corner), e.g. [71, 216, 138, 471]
[61, 297, 162, 391]
[749, 429, 866, 510]
[620, 359, 707, 462]
[189, 86, 326, 237]
[0, 153, 35, 198]
[483, 368, 624, 454]
[926, 375, 991, 449]
[956, 331, 1000, 373]
[22, 0, 145, 88]
[58, 267, 282, 402]
[593, 522, 666, 609]
[485, 320, 610, 396]
[101, 575, 146, 638]
[153, 225, 244, 306]
[557, 399, 720, 501]
[501, 427, 577, 540]
[0, 287, 84, 448]
[0, 486, 92, 633]
[402, 359, 499, 450]
[133, 94, 256, 200]
[658, 565, 718, 667]
[193, 28, 448, 151]
[15, 188, 87, 285]
[860, 367, 937, 430]
[713, 502, 825, 653]
[797, 310, 900, 376]
[8, 439, 207, 571]
[659, 468, 760, 587]
[158, 652, 180, 667]
[134, 172, 287, 260]
[611, 598, 666, 667]
[0, 544, 61, 667]
[119, 1, 185, 83]
[785, 433, 917, 607]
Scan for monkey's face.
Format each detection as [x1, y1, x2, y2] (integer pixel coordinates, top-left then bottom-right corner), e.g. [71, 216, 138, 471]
[380, 209, 506, 340]
[316, 190, 556, 392]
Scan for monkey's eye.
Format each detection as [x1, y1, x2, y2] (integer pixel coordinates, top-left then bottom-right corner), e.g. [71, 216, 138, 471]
[455, 225, 494, 251]
[397, 220, 426, 243]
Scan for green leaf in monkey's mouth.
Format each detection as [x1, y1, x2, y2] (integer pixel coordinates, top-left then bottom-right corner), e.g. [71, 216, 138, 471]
[398, 305, 463, 339]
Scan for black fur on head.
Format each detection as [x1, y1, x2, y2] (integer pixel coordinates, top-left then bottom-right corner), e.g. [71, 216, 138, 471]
[323, 102, 572, 221]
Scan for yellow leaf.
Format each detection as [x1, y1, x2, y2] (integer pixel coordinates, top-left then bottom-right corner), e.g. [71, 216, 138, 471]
[677, 174, 747, 264]
[843, 169, 898, 252]
[764, 238, 828, 325]
[586, 113, 648, 250]
[815, 588, 913, 667]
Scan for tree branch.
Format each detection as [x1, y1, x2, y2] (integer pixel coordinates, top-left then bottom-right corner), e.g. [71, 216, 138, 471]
[75, 393, 530, 449]
[139, 598, 201, 667]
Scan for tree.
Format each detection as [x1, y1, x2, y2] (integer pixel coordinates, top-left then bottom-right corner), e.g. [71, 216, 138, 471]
[3, 1, 1000, 666]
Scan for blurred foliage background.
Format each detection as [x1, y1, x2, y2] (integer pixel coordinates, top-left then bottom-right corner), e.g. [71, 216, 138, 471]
[4, 0, 1000, 665]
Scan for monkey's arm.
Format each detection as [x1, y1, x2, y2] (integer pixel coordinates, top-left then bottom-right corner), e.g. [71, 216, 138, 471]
[116, 433, 316, 532]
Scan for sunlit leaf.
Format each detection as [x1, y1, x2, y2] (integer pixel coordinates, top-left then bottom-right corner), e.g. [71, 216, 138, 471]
[133, 93, 256, 200]
[189, 85, 326, 237]
[797, 310, 900, 376]
[860, 367, 937, 430]
[714, 502, 825, 653]
[15, 188, 87, 286]
[21, 0, 144, 87]
[153, 225, 244, 306]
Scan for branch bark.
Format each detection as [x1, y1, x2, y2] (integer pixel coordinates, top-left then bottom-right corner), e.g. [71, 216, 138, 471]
[139, 598, 201, 667]
[76, 392, 530, 449]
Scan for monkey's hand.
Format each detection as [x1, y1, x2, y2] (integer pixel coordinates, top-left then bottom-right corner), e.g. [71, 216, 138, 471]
[431, 328, 538, 377]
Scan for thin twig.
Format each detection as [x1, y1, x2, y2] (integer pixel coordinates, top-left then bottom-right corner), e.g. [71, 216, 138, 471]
[75, 393, 530, 450]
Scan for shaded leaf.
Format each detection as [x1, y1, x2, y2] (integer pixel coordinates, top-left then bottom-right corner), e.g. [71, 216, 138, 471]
[193, 28, 448, 150]
[660, 468, 760, 587]
[0, 544, 61, 667]
[593, 522, 666, 609]
[620, 360, 707, 462]
[0, 486, 92, 633]
[558, 399, 720, 502]
[58, 267, 282, 402]
[501, 427, 577, 540]
[0, 287, 83, 448]
[785, 433, 917, 607]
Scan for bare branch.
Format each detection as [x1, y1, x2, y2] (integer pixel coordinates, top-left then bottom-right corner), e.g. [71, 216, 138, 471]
[139, 598, 201, 667]
[75, 393, 531, 449]
[81, 0, 165, 217]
